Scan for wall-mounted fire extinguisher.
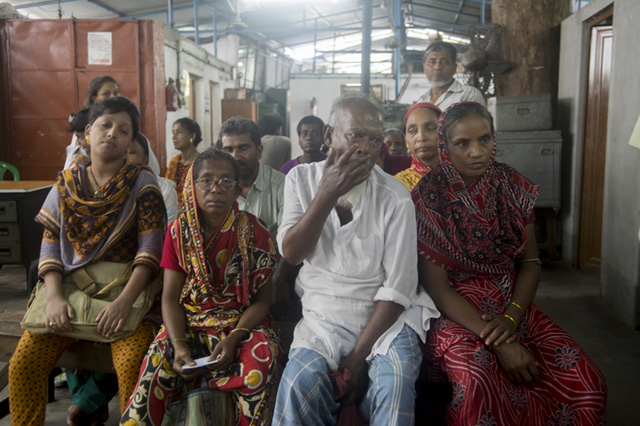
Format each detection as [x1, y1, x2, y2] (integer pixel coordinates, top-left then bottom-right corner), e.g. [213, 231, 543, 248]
[166, 78, 179, 111]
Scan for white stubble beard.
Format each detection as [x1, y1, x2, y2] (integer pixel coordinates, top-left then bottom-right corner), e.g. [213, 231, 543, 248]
[336, 179, 367, 210]
[429, 76, 454, 88]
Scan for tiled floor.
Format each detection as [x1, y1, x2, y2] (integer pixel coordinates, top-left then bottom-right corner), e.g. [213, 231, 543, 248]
[1, 262, 639, 425]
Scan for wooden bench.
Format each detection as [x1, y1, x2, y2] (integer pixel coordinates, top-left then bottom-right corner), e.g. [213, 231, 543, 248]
[0, 309, 295, 420]
[0, 310, 113, 419]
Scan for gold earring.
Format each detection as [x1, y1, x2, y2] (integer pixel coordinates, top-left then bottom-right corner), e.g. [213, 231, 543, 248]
[86, 135, 90, 145]
[190, 138, 194, 144]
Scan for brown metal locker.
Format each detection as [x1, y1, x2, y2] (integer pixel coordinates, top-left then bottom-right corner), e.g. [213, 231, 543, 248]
[0, 19, 166, 180]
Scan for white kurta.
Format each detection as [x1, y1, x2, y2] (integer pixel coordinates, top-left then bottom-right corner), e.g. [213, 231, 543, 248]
[277, 161, 439, 370]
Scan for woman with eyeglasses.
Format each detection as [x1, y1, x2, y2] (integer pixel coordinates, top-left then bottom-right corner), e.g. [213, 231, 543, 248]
[121, 148, 282, 426]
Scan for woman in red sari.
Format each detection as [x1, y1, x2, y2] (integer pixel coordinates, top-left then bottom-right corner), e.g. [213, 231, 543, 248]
[121, 148, 281, 426]
[413, 102, 607, 425]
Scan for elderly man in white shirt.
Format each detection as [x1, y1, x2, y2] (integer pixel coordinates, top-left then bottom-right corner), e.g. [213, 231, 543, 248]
[272, 95, 438, 426]
[418, 41, 485, 110]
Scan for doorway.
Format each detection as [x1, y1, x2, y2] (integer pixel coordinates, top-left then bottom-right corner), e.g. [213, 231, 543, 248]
[578, 8, 613, 270]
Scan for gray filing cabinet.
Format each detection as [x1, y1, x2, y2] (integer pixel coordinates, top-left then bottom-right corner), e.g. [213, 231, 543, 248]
[488, 94, 552, 132]
[495, 130, 562, 210]
[0, 181, 52, 271]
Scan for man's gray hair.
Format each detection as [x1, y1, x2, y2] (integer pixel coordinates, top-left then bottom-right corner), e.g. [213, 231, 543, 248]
[423, 41, 457, 64]
[327, 94, 382, 127]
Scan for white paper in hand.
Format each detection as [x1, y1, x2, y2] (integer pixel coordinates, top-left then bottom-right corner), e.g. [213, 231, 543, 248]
[182, 355, 220, 370]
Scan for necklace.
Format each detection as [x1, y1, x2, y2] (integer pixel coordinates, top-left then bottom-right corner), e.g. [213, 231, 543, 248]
[88, 165, 118, 198]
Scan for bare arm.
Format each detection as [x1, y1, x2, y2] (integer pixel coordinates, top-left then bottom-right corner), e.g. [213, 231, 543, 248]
[272, 257, 293, 302]
[280, 146, 371, 264]
[162, 268, 189, 343]
[419, 256, 489, 339]
[96, 264, 153, 337]
[162, 268, 201, 379]
[95, 185, 167, 337]
[480, 223, 541, 346]
[44, 271, 75, 332]
[508, 223, 541, 319]
[210, 280, 273, 370]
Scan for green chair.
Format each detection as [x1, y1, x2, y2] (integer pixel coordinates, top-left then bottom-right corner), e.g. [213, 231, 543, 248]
[0, 161, 20, 181]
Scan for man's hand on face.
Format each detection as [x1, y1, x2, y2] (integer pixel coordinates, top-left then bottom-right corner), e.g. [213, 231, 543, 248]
[319, 144, 372, 201]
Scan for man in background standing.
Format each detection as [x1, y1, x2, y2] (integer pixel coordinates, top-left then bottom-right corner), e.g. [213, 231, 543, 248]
[418, 41, 485, 110]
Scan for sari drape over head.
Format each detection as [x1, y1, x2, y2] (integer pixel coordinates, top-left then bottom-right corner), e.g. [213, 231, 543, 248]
[413, 102, 607, 426]
[122, 165, 281, 426]
[395, 102, 442, 192]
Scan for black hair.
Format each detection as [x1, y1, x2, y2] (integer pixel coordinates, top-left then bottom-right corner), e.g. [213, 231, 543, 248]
[383, 128, 404, 141]
[87, 96, 140, 139]
[85, 75, 119, 106]
[133, 133, 150, 159]
[216, 116, 262, 148]
[68, 107, 90, 133]
[173, 117, 203, 147]
[442, 102, 494, 144]
[296, 115, 325, 136]
[192, 148, 240, 183]
[423, 41, 458, 64]
[258, 114, 283, 136]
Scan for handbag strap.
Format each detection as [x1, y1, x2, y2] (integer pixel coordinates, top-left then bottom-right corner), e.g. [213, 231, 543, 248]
[71, 268, 99, 296]
[71, 261, 134, 298]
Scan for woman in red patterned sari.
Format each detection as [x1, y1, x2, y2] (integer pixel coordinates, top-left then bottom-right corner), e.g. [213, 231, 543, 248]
[122, 148, 281, 426]
[413, 102, 607, 425]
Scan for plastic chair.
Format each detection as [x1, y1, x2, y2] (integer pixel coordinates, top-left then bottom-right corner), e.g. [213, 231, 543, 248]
[0, 161, 20, 181]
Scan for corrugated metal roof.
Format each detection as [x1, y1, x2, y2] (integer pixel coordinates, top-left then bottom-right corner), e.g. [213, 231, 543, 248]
[7, 0, 492, 70]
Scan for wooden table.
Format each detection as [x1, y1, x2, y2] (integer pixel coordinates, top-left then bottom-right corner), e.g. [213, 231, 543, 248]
[0, 181, 53, 272]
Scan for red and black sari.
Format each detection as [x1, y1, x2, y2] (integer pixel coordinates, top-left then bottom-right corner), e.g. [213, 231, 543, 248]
[413, 102, 607, 426]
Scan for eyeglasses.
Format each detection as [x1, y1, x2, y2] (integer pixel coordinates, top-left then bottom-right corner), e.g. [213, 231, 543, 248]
[195, 177, 237, 192]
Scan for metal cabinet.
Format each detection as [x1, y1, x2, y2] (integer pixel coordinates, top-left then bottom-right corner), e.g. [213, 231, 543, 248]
[221, 99, 258, 123]
[0, 181, 52, 270]
[0, 19, 166, 180]
[495, 130, 562, 210]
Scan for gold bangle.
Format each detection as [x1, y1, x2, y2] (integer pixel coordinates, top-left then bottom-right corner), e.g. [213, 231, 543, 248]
[519, 258, 542, 265]
[502, 314, 518, 330]
[231, 327, 250, 334]
[510, 301, 526, 315]
[170, 338, 188, 343]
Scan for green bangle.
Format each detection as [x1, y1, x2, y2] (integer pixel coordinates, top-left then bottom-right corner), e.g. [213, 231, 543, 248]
[170, 338, 188, 343]
[502, 314, 518, 330]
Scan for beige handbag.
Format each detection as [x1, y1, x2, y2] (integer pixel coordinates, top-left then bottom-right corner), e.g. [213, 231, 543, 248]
[21, 261, 162, 343]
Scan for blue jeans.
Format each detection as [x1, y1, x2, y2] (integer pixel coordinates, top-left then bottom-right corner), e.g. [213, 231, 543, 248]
[273, 324, 422, 426]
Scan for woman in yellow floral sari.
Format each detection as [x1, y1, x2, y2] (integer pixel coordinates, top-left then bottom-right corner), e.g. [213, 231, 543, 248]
[122, 148, 281, 426]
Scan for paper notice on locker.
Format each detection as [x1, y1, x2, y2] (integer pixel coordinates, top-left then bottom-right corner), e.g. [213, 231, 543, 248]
[88, 32, 112, 66]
